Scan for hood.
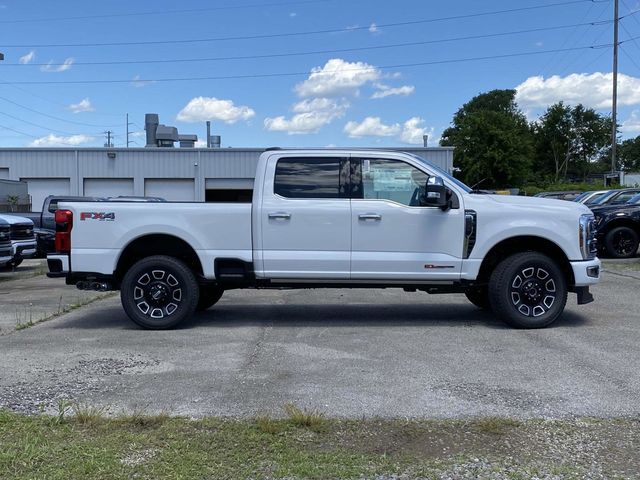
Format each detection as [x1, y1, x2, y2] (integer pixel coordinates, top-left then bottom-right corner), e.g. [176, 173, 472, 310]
[484, 194, 592, 214]
[591, 203, 640, 215]
[0, 214, 34, 226]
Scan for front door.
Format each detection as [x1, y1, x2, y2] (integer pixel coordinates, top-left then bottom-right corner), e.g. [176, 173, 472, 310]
[260, 156, 351, 279]
[350, 157, 465, 281]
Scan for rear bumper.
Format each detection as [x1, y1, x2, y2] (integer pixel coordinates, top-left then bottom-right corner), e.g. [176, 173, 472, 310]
[570, 258, 601, 286]
[46, 254, 69, 278]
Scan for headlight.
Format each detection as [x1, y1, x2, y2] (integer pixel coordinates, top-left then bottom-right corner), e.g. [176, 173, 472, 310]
[579, 214, 597, 260]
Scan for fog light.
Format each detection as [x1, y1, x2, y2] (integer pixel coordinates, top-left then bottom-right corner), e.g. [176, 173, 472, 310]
[587, 266, 599, 278]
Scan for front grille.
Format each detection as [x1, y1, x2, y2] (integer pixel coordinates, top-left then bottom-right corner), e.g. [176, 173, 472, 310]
[10, 223, 35, 240]
[0, 226, 10, 243]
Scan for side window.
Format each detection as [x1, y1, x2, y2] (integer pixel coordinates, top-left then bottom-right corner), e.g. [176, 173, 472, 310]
[274, 157, 348, 199]
[360, 158, 428, 206]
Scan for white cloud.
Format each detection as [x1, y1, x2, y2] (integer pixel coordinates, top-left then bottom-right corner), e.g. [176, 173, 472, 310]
[371, 83, 415, 99]
[343, 116, 432, 144]
[344, 117, 401, 138]
[516, 72, 640, 109]
[29, 134, 94, 147]
[294, 58, 381, 98]
[177, 96, 255, 123]
[621, 110, 640, 135]
[67, 98, 94, 114]
[369, 22, 380, 34]
[289, 12, 297, 17]
[400, 117, 432, 145]
[19, 50, 35, 64]
[265, 98, 348, 134]
[40, 58, 74, 72]
[131, 75, 155, 88]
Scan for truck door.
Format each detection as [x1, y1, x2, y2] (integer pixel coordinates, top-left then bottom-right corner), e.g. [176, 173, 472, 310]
[259, 155, 351, 279]
[350, 157, 465, 281]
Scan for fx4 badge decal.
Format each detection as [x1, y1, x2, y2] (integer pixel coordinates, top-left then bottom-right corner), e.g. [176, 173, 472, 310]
[80, 212, 115, 221]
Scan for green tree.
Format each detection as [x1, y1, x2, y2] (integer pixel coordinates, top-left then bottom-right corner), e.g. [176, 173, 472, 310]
[440, 89, 533, 188]
[532, 102, 612, 182]
[617, 136, 640, 171]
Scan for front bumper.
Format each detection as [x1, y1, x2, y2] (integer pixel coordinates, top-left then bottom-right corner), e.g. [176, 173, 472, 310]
[0, 246, 12, 265]
[11, 240, 37, 260]
[570, 258, 601, 286]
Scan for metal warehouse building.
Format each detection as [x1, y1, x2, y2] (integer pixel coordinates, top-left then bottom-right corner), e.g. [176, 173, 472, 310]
[0, 146, 454, 208]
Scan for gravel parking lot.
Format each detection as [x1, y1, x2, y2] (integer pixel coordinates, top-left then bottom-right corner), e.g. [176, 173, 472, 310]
[0, 261, 639, 419]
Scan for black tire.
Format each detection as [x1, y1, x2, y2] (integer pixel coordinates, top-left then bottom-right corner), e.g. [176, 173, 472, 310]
[7, 258, 23, 269]
[197, 285, 224, 311]
[604, 226, 639, 258]
[488, 252, 567, 329]
[464, 286, 491, 310]
[120, 255, 199, 329]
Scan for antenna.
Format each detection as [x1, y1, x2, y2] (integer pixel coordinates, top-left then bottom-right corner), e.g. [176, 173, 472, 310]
[104, 130, 113, 148]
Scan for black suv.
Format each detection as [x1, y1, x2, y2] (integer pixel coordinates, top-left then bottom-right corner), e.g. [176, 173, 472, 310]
[592, 198, 640, 258]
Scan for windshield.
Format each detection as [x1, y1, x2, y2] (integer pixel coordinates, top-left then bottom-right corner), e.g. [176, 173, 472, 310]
[573, 191, 591, 203]
[627, 194, 640, 204]
[408, 154, 472, 193]
[592, 191, 617, 205]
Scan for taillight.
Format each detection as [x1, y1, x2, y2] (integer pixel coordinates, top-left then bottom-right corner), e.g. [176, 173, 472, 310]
[55, 209, 73, 253]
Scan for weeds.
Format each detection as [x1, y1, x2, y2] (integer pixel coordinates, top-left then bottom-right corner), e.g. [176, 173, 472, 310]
[56, 399, 73, 423]
[72, 403, 107, 426]
[283, 403, 327, 432]
[255, 415, 282, 434]
[473, 417, 521, 435]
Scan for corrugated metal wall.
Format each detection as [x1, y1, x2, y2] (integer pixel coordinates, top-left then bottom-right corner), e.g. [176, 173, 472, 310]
[0, 147, 454, 205]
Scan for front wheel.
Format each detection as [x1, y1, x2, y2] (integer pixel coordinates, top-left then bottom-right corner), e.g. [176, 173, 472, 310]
[604, 226, 639, 258]
[488, 252, 567, 329]
[121, 255, 199, 329]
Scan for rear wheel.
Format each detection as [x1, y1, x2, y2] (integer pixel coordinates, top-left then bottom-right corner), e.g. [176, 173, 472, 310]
[197, 285, 224, 311]
[604, 226, 639, 258]
[121, 255, 199, 329]
[488, 252, 567, 329]
[464, 286, 491, 310]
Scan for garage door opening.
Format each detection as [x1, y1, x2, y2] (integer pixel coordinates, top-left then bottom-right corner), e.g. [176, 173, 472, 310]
[205, 178, 254, 203]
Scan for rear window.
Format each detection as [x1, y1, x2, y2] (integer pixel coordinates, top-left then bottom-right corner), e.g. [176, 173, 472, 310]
[274, 157, 348, 199]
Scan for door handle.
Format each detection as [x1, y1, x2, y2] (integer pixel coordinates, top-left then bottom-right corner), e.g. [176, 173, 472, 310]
[268, 212, 291, 220]
[358, 213, 382, 221]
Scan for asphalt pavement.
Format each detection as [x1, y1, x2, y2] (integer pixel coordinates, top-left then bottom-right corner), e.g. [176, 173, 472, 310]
[0, 262, 639, 419]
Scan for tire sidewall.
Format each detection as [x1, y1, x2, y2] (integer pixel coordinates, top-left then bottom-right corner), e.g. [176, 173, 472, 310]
[196, 285, 224, 311]
[489, 253, 567, 329]
[121, 255, 199, 329]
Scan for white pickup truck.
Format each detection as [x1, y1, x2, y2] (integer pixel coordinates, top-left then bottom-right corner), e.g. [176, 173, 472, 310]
[47, 149, 600, 329]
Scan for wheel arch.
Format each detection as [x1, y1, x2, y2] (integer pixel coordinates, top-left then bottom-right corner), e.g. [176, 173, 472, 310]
[476, 235, 574, 286]
[114, 234, 203, 285]
[599, 218, 640, 237]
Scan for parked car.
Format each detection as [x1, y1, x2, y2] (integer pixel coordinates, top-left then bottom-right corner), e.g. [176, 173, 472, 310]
[533, 190, 583, 201]
[590, 188, 640, 207]
[573, 190, 611, 205]
[34, 227, 55, 258]
[592, 202, 640, 258]
[0, 214, 37, 268]
[47, 149, 600, 330]
[0, 218, 13, 267]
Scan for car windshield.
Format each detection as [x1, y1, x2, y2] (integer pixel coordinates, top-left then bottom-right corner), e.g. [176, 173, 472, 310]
[592, 191, 618, 205]
[573, 191, 591, 202]
[408, 154, 472, 193]
[585, 192, 608, 205]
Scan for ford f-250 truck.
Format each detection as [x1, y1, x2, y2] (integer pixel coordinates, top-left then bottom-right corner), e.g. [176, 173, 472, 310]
[47, 149, 600, 330]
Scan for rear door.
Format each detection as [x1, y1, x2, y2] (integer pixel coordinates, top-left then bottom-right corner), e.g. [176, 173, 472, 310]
[259, 155, 351, 279]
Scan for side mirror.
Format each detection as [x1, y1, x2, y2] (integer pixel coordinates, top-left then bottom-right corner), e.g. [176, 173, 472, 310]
[422, 176, 448, 209]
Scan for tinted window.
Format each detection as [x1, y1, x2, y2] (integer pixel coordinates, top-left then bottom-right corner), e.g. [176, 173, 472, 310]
[360, 158, 428, 206]
[274, 157, 348, 199]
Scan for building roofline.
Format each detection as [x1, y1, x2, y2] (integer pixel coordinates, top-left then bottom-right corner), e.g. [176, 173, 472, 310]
[0, 146, 454, 153]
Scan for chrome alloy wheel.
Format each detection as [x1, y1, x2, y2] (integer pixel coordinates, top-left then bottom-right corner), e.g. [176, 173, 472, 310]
[509, 266, 556, 317]
[133, 269, 182, 319]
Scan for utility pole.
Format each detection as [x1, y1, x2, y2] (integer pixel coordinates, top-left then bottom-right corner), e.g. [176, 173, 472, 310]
[126, 113, 134, 147]
[611, 0, 619, 174]
[104, 130, 113, 148]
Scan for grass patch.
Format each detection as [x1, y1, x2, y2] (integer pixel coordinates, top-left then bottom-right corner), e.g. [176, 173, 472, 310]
[0, 410, 637, 479]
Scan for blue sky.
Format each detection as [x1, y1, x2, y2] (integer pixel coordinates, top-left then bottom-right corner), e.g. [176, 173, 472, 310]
[0, 0, 639, 148]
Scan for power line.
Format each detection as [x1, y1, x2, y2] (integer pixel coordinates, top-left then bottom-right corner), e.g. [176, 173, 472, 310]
[1, 21, 612, 67]
[0, 43, 623, 86]
[621, 45, 640, 70]
[0, 0, 332, 24]
[0, 96, 121, 127]
[2, 0, 608, 48]
[0, 111, 97, 136]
